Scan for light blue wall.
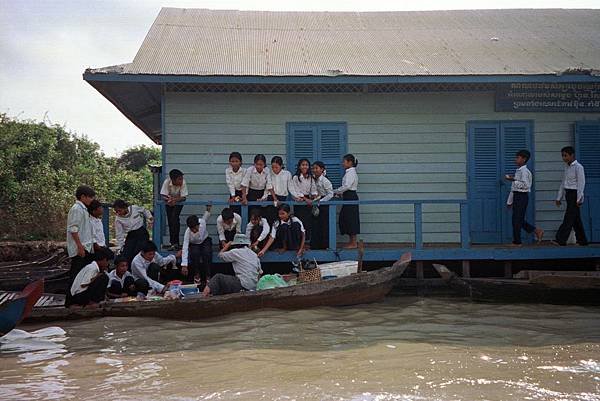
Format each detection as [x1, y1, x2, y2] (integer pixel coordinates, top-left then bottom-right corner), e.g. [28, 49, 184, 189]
[163, 91, 600, 243]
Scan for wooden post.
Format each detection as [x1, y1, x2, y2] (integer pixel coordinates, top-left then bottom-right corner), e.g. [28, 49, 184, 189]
[504, 261, 512, 278]
[462, 260, 470, 278]
[416, 261, 424, 280]
[357, 240, 364, 272]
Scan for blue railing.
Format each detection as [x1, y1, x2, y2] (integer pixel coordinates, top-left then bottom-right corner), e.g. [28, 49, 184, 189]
[151, 198, 470, 252]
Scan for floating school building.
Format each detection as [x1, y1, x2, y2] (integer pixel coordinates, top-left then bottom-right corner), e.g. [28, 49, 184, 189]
[84, 8, 600, 269]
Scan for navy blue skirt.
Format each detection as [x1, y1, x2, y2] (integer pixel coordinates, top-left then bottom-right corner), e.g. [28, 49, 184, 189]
[339, 191, 360, 235]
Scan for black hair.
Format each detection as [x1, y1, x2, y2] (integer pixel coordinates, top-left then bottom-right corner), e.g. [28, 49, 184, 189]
[561, 146, 575, 155]
[141, 240, 158, 253]
[221, 207, 234, 221]
[253, 154, 267, 164]
[516, 149, 531, 162]
[343, 154, 358, 167]
[312, 161, 326, 170]
[169, 169, 184, 181]
[75, 185, 95, 200]
[249, 208, 262, 220]
[229, 152, 242, 162]
[87, 199, 103, 214]
[112, 199, 129, 209]
[294, 158, 312, 178]
[94, 248, 113, 262]
[278, 203, 291, 214]
[271, 156, 284, 167]
[114, 256, 128, 266]
[186, 215, 199, 228]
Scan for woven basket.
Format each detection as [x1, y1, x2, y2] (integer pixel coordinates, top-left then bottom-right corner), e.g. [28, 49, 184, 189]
[299, 266, 321, 283]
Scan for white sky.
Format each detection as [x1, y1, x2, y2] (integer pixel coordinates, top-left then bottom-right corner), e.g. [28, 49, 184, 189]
[1, 0, 599, 156]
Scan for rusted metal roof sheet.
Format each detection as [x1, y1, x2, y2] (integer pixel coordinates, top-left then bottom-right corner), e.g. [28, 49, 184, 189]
[112, 8, 600, 77]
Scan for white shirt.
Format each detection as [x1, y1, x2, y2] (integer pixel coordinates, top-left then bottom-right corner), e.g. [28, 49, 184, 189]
[91, 216, 106, 247]
[267, 169, 292, 197]
[216, 212, 242, 242]
[131, 252, 177, 293]
[106, 269, 134, 288]
[241, 166, 271, 191]
[160, 178, 188, 198]
[181, 211, 211, 266]
[506, 165, 533, 205]
[70, 261, 102, 296]
[314, 175, 334, 202]
[115, 205, 153, 249]
[218, 247, 262, 291]
[557, 160, 586, 203]
[270, 216, 306, 238]
[290, 175, 317, 199]
[66, 200, 94, 257]
[335, 167, 359, 193]
[246, 218, 270, 243]
[225, 166, 246, 196]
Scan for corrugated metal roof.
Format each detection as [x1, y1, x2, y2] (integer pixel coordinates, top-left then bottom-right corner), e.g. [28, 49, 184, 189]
[107, 8, 600, 77]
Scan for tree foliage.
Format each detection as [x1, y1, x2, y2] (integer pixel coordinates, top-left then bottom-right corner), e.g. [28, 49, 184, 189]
[0, 114, 159, 240]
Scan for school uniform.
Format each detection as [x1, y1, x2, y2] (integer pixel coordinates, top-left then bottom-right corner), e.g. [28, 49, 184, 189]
[66, 200, 95, 280]
[67, 261, 108, 307]
[216, 212, 243, 245]
[211, 247, 262, 294]
[312, 175, 334, 249]
[131, 252, 177, 294]
[270, 217, 305, 250]
[555, 160, 588, 245]
[160, 177, 189, 247]
[181, 211, 212, 282]
[506, 165, 536, 245]
[115, 205, 152, 264]
[106, 269, 136, 297]
[241, 166, 271, 215]
[290, 174, 318, 241]
[245, 217, 270, 249]
[91, 216, 114, 259]
[226, 166, 246, 214]
[265, 169, 291, 224]
[334, 167, 360, 236]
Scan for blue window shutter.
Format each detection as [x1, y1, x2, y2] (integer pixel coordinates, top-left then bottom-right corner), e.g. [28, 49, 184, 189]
[317, 124, 347, 188]
[576, 122, 600, 242]
[287, 123, 317, 172]
[500, 123, 533, 176]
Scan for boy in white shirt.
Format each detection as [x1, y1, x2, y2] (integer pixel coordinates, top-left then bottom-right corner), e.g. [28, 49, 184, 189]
[66, 185, 96, 281]
[160, 169, 188, 250]
[216, 208, 242, 249]
[67, 248, 111, 308]
[226, 152, 246, 215]
[245, 209, 270, 251]
[504, 150, 544, 246]
[88, 200, 115, 259]
[554, 146, 588, 246]
[181, 206, 212, 284]
[131, 241, 177, 294]
[113, 199, 153, 264]
[106, 256, 137, 298]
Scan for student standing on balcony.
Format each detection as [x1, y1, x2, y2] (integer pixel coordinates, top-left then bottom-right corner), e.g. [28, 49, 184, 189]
[334, 154, 360, 249]
[226, 152, 246, 215]
[264, 156, 291, 224]
[160, 169, 188, 251]
[290, 158, 317, 245]
[312, 161, 334, 250]
[241, 154, 273, 217]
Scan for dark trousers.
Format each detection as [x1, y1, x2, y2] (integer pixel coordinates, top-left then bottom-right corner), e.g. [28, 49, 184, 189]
[69, 251, 94, 281]
[189, 238, 213, 282]
[220, 229, 237, 248]
[165, 204, 183, 246]
[556, 189, 589, 245]
[512, 192, 535, 244]
[249, 225, 268, 249]
[273, 221, 303, 250]
[122, 226, 150, 265]
[311, 205, 329, 249]
[264, 195, 288, 225]
[108, 276, 138, 297]
[294, 204, 313, 241]
[247, 188, 265, 217]
[135, 262, 165, 294]
[208, 273, 243, 296]
[68, 274, 109, 307]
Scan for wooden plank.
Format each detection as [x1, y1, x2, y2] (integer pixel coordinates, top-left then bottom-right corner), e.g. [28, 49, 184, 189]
[462, 260, 471, 278]
[514, 270, 600, 279]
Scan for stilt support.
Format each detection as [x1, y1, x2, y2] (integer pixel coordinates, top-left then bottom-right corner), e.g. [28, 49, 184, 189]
[462, 260, 471, 278]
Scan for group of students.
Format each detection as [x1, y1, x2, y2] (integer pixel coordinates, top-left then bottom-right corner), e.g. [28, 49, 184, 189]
[505, 146, 588, 246]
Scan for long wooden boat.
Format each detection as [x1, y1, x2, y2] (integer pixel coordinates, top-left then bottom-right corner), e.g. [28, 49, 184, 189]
[0, 251, 70, 293]
[0, 280, 44, 335]
[24, 253, 411, 324]
[433, 264, 600, 305]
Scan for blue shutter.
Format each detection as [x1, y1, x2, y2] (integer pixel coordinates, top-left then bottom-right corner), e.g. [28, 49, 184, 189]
[468, 122, 502, 243]
[317, 124, 347, 188]
[576, 122, 600, 242]
[287, 123, 317, 173]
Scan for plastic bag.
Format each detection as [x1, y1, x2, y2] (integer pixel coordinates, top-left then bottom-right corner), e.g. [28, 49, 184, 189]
[257, 274, 289, 291]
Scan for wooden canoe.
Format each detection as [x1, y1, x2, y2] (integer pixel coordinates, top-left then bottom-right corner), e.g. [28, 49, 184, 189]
[433, 264, 600, 305]
[0, 251, 70, 293]
[0, 279, 44, 335]
[24, 253, 411, 324]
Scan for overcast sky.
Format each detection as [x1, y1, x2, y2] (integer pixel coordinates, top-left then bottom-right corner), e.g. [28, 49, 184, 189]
[1, 0, 599, 156]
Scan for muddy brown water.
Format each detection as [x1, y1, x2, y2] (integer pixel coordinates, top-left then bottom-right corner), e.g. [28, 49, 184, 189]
[1, 296, 599, 400]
